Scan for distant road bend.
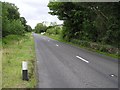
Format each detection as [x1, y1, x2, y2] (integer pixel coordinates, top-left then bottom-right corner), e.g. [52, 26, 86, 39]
[33, 33, 118, 88]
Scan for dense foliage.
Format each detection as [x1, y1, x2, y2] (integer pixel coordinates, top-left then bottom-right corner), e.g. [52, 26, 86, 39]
[46, 25, 62, 35]
[1, 1, 32, 37]
[48, 2, 120, 47]
[34, 23, 47, 33]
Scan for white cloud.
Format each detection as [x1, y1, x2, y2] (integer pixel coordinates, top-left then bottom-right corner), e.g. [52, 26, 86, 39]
[1, 0, 63, 28]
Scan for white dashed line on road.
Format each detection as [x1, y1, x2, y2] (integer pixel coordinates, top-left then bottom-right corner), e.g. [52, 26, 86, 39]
[111, 74, 114, 77]
[56, 44, 59, 47]
[76, 56, 89, 63]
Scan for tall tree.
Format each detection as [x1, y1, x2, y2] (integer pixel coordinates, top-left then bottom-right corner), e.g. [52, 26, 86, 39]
[34, 23, 47, 33]
[48, 2, 120, 46]
[2, 1, 29, 37]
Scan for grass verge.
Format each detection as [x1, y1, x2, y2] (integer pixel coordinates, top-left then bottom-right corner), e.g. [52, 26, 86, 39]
[2, 33, 36, 88]
[45, 34, 118, 59]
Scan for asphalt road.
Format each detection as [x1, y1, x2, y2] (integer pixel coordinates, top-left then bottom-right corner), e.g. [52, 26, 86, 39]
[33, 33, 118, 88]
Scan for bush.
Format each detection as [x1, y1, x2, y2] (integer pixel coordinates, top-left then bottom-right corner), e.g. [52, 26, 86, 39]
[90, 43, 100, 50]
[46, 26, 63, 35]
[3, 19, 25, 37]
[8, 19, 25, 35]
[99, 45, 107, 52]
[2, 35, 22, 45]
[70, 39, 118, 54]
[70, 39, 90, 47]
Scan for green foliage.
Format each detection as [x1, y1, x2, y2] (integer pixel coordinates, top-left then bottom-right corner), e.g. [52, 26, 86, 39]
[48, 2, 120, 47]
[2, 1, 32, 37]
[34, 23, 47, 33]
[3, 19, 25, 37]
[46, 26, 62, 36]
[2, 35, 22, 45]
[2, 2, 20, 20]
[70, 39, 118, 55]
[26, 25, 33, 32]
[20, 17, 32, 32]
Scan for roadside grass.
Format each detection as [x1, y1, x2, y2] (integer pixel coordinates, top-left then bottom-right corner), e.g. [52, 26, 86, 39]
[44, 34, 119, 59]
[2, 33, 36, 88]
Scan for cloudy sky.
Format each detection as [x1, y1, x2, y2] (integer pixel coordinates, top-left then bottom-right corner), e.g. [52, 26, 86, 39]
[1, 0, 63, 28]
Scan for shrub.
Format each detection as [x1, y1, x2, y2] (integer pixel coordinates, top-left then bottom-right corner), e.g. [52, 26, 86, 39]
[46, 26, 63, 35]
[90, 43, 100, 50]
[2, 35, 21, 45]
[3, 19, 25, 37]
[70, 39, 118, 55]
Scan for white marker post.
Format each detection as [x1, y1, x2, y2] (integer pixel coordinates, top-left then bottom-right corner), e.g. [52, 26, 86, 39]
[22, 61, 29, 81]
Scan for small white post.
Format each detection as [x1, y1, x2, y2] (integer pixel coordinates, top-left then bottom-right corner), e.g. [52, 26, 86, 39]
[22, 61, 29, 81]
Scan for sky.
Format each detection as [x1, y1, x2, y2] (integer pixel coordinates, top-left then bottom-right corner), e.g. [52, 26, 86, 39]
[1, 0, 63, 29]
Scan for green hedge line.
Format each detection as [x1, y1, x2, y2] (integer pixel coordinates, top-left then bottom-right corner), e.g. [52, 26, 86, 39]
[70, 39, 119, 55]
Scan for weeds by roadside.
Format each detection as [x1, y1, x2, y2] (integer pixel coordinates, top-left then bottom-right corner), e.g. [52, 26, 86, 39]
[2, 33, 36, 88]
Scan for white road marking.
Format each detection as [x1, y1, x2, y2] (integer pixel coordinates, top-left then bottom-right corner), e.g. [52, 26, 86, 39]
[48, 40, 50, 42]
[56, 44, 59, 46]
[76, 56, 89, 63]
[111, 74, 115, 77]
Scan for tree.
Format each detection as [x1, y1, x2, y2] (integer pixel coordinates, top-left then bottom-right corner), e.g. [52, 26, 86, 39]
[48, 2, 120, 46]
[2, 19, 25, 37]
[2, 1, 28, 37]
[26, 25, 32, 32]
[20, 17, 31, 32]
[34, 23, 47, 33]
